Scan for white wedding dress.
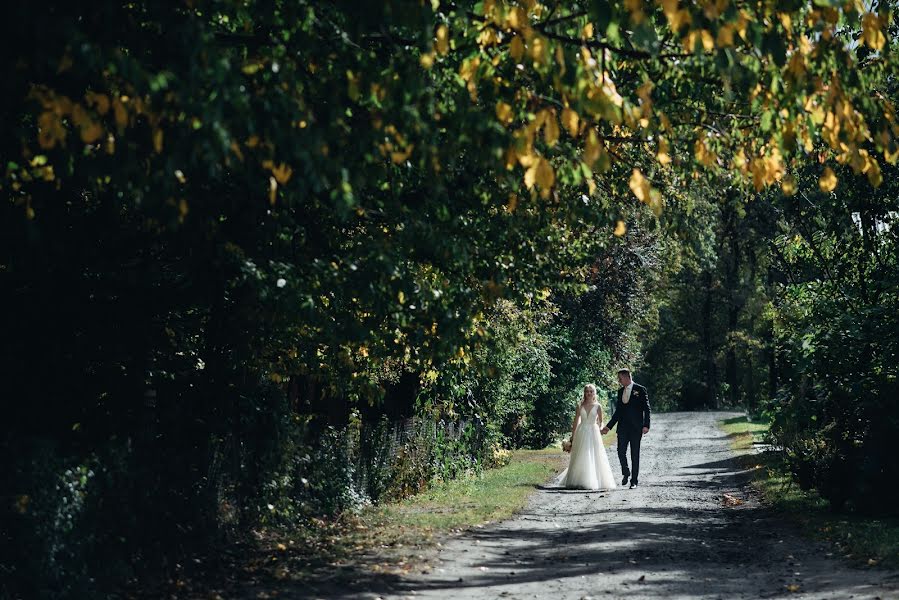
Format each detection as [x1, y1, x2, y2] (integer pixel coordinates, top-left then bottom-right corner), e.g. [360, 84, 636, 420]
[562, 403, 617, 490]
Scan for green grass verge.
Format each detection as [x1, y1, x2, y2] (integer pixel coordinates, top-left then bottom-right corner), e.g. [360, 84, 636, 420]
[721, 415, 899, 568]
[273, 443, 572, 581]
[246, 433, 624, 587]
[365, 446, 565, 537]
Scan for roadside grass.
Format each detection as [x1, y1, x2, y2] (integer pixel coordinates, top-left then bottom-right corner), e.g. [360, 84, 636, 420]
[353, 430, 617, 553]
[267, 442, 568, 583]
[275, 431, 618, 581]
[362, 446, 566, 545]
[721, 415, 899, 569]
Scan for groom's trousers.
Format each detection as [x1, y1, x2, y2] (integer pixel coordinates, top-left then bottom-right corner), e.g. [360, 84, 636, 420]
[617, 427, 642, 483]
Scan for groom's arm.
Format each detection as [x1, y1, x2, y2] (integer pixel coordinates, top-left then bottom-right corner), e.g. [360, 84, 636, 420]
[642, 386, 651, 430]
[605, 399, 622, 431]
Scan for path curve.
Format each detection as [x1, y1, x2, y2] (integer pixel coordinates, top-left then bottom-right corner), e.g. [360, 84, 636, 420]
[378, 411, 898, 600]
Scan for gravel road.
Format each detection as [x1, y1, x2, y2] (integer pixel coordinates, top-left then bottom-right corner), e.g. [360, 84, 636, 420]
[370, 411, 898, 600]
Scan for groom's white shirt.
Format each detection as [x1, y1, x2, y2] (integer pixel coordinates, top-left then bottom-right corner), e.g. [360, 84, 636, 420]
[622, 382, 634, 404]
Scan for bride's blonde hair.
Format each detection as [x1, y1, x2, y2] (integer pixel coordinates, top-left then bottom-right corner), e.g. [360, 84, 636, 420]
[583, 384, 602, 422]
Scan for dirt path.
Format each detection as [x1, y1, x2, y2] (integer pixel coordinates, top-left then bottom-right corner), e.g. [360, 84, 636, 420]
[361, 411, 898, 600]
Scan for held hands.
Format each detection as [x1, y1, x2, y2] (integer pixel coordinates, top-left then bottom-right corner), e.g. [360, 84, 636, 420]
[642, 427, 650, 435]
[601, 426, 609, 435]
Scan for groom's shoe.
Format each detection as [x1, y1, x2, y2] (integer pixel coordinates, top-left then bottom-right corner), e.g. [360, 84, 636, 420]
[621, 476, 629, 486]
[629, 481, 639, 489]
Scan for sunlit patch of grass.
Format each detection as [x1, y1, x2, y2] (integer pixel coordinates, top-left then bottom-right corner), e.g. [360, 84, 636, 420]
[278, 444, 571, 582]
[719, 414, 769, 451]
[720, 415, 899, 568]
[366, 446, 566, 536]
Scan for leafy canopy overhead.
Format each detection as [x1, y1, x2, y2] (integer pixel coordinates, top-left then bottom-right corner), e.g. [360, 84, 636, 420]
[9, 0, 896, 213]
[3, 0, 897, 390]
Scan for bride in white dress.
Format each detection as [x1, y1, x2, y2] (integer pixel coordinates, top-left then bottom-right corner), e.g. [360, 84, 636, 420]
[562, 384, 617, 490]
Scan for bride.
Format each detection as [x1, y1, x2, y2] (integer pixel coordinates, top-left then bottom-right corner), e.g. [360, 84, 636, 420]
[562, 384, 617, 490]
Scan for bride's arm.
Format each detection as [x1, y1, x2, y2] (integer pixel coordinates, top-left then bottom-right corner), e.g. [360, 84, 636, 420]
[569, 409, 580, 440]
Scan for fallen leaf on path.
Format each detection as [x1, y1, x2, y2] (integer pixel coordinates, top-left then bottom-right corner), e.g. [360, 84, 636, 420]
[786, 584, 801, 593]
[722, 493, 744, 506]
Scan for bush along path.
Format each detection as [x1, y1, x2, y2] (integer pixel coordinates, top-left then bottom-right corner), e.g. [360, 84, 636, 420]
[360, 412, 899, 600]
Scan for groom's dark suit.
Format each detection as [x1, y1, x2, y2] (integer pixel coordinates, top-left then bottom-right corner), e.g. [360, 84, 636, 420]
[605, 383, 651, 485]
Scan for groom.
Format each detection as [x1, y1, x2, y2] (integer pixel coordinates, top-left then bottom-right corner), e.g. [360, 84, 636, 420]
[602, 368, 650, 489]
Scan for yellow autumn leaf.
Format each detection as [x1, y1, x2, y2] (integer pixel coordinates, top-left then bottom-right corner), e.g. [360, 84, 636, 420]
[346, 71, 360, 101]
[656, 138, 672, 166]
[561, 107, 579, 138]
[85, 91, 110, 115]
[459, 56, 480, 82]
[506, 194, 518, 212]
[271, 162, 293, 185]
[862, 13, 886, 51]
[496, 101, 514, 125]
[624, 0, 646, 24]
[230, 140, 244, 162]
[787, 53, 806, 81]
[717, 23, 735, 47]
[391, 144, 414, 164]
[435, 24, 449, 55]
[269, 176, 278, 204]
[506, 6, 527, 29]
[37, 111, 66, 149]
[530, 35, 547, 64]
[80, 119, 104, 144]
[685, 29, 715, 52]
[112, 98, 128, 131]
[509, 35, 525, 62]
[819, 167, 837, 192]
[629, 168, 651, 202]
[781, 174, 797, 196]
[535, 157, 554, 193]
[543, 111, 560, 147]
[614, 220, 627, 236]
[524, 161, 538, 190]
[583, 129, 602, 168]
[420, 52, 435, 69]
[866, 158, 883, 187]
[477, 28, 499, 47]
[524, 157, 554, 196]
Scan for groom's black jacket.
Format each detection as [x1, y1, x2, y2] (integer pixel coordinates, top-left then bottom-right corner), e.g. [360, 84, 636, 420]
[606, 383, 651, 432]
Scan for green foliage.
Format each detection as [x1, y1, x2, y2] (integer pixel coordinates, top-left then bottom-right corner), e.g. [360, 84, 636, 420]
[766, 163, 899, 516]
[723, 417, 899, 568]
